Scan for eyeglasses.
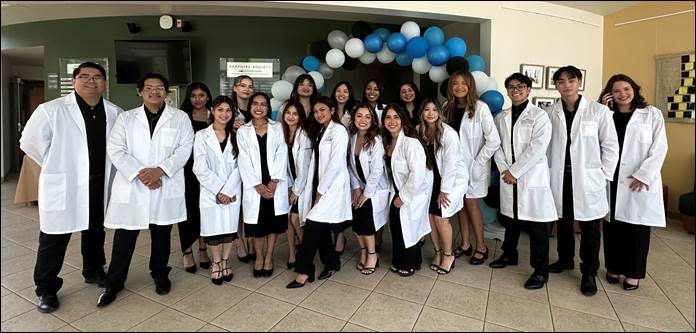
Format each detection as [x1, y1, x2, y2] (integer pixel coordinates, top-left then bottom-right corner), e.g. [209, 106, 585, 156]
[143, 86, 166, 92]
[252, 102, 268, 107]
[506, 84, 529, 91]
[75, 74, 104, 82]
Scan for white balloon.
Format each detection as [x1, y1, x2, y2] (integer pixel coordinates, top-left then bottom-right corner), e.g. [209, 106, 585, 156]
[327, 30, 349, 50]
[318, 63, 334, 80]
[308, 71, 325, 90]
[345, 38, 365, 58]
[376, 44, 396, 64]
[359, 51, 376, 64]
[428, 65, 449, 83]
[270, 98, 285, 112]
[400, 21, 421, 41]
[325, 48, 346, 69]
[270, 80, 293, 101]
[471, 71, 490, 96]
[484, 77, 498, 93]
[411, 56, 432, 74]
[281, 65, 305, 84]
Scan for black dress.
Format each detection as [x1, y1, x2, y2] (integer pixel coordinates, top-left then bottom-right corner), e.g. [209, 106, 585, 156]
[288, 145, 299, 214]
[179, 119, 208, 250]
[352, 154, 376, 236]
[204, 137, 238, 246]
[386, 154, 423, 271]
[427, 144, 443, 217]
[244, 133, 288, 237]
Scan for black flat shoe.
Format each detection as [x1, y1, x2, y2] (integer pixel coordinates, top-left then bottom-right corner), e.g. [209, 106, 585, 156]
[453, 244, 473, 258]
[318, 268, 339, 280]
[96, 289, 118, 307]
[489, 253, 518, 269]
[286, 275, 315, 289]
[238, 255, 250, 263]
[37, 294, 59, 313]
[262, 268, 274, 277]
[548, 260, 574, 273]
[469, 246, 489, 265]
[287, 261, 296, 269]
[524, 273, 548, 289]
[84, 270, 108, 288]
[155, 278, 171, 295]
[252, 268, 263, 278]
[605, 272, 620, 284]
[623, 280, 640, 291]
[581, 274, 597, 296]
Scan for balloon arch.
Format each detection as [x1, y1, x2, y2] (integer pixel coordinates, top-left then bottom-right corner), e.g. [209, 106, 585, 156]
[270, 20, 504, 117]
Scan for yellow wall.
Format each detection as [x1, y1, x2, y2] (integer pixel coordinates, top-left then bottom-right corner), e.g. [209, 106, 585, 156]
[604, 1, 695, 213]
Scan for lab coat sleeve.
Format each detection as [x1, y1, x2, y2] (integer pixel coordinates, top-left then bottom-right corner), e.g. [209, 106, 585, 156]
[492, 113, 510, 172]
[317, 125, 349, 195]
[192, 134, 226, 194]
[399, 139, 426, 205]
[220, 160, 242, 198]
[439, 129, 463, 194]
[474, 105, 502, 167]
[19, 105, 52, 167]
[632, 107, 668, 186]
[158, 116, 194, 177]
[509, 112, 552, 179]
[237, 128, 262, 187]
[291, 132, 312, 195]
[363, 140, 385, 198]
[598, 105, 620, 180]
[269, 125, 288, 181]
[108, 112, 146, 182]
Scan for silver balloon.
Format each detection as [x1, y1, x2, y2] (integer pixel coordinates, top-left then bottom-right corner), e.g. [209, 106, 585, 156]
[359, 52, 376, 64]
[325, 48, 346, 69]
[412, 56, 432, 74]
[319, 63, 334, 80]
[376, 44, 396, 64]
[327, 30, 349, 50]
[428, 65, 449, 83]
[282, 65, 306, 84]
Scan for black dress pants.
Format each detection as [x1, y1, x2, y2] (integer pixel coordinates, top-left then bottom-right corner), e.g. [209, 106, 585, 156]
[34, 177, 106, 297]
[603, 219, 651, 279]
[390, 200, 422, 271]
[104, 224, 172, 292]
[499, 214, 551, 275]
[294, 219, 341, 277]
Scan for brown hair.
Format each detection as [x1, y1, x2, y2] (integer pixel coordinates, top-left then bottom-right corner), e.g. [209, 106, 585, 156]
[598, 74, 648, 111]
[349, 103, 380, 150]
[444, 70, 478, 121]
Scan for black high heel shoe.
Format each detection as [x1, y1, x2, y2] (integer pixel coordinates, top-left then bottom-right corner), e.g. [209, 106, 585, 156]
[334, 233, 347, 255]
[437, 252, 456, 275]
[605, 272, 620, 284]
[183, 249, 197, 273]
[623, 279, 640, 290]
[222, 259, 233, 282]
[199, 247, 210, 269]
[453, 244, 473, 258]
[361, 252, 379, 275]
[469, 246, 489, 265]
[211, 262, 223, 285]
[430, 249, 442, 271]
[286, 274, 315, 288]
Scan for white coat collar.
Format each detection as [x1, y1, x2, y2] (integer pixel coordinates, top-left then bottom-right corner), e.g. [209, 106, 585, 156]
[64, 92, 86, 135]
[202, 125, 230, 167]
[134, 103, 175, 134]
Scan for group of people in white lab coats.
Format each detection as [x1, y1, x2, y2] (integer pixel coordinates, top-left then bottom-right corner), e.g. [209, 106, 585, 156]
[21, 62, 667, 314]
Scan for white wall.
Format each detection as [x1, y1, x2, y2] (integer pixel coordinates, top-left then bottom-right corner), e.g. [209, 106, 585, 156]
[1, 55, 10, 180]
[286, 1, 604, 108]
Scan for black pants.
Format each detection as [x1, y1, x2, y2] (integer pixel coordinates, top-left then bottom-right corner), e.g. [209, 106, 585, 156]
[294, 219, 340, 277]
[603, 219, 650, 279]
[390, 201, 422, 270]
[104, 224, 172, 292]
[34, 178, 106, 297]
[499, 214, 551, 276]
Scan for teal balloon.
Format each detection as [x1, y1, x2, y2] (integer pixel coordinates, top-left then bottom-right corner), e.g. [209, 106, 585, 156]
[374, 28, 390, 41]
[395, 53, 413, 66]
[364, 33, 383, 53]
[467, 54, 486, 72]
[423, 26, 445, 46]
[480, 90, 504, 112]
[387, 32, 407, 53]
[427, 45, 450, 66]
[445, 37, 467, 57]
[406, 36, 429, 58]
[302, 56, 320, 72]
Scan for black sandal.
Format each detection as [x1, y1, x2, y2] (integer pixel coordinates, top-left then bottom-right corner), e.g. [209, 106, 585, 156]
[222, 259, 233, 282]
[199, 247, 211, 269]
[437, 252, 456, 274]
[453, 244, 473, 258]
[183, 249, 196, 273]
[469, 246, 489, 265]
[356, 247, 367, 271]
[211, 262, 223, 285]
[361, 252, 379, 275]
[430, 249, 442, 271]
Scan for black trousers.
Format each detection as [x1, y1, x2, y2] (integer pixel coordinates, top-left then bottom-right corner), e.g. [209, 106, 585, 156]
[556, 169, 601, 275]
[603, 219, 650, 279]
[499, 214, 551, 276]
[390, 201, 422, 270]
[104, 224, 172, 292]
[34, 177, 106, 297]
[294, 219, 341, 277]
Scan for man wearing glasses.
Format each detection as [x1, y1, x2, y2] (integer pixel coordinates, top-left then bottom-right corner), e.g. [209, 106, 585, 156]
[490, 73, 557, 289]
[20, 62, 123, 313]
[96, 72, 194, 307]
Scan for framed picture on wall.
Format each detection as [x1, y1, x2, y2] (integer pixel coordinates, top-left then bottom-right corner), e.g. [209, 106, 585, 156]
[519, 64, 544, 88]
[533, 97, 556, 110]
[166, 86, 179, 109]
[579, 69, 587, 91]
[546, 66, 560, 90]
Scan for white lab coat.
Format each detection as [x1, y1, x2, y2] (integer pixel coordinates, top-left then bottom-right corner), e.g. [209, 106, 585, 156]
[237, 120, 290, 224]
[458, 100, 501, 198]
[389, 130, 434, 248]
[286, 128, 312, 225]
[547, 96, 619, 221]
[609, 106, 668, 227]
[494, 103, 557, 222]
[192, 126, 242, 236]
[19, 92, 122, 234]
[105, 105, 194, 229]
[432, 124, 470, 218]
[349, 134, 390, 230]
[299, 121, 352, 223]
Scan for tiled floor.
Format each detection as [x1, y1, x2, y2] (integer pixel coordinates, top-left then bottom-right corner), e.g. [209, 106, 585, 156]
[1, 175, 694, 332]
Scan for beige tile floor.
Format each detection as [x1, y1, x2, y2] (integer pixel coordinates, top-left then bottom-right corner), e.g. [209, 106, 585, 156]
[1, 175, 694, 332]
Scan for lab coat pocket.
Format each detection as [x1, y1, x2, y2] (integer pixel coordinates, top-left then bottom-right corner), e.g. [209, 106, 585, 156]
[164, 173, 185, 199]
[517, 124, 533, 145]
[161, 128, 178, 148]
[581, 121, 598, 137]
[110, 176, 131, 204]
[637, 124, 652, 144]
[38, 173, 66, 211]
[525, 164, 550, 188]
[583, 168, 605, 193]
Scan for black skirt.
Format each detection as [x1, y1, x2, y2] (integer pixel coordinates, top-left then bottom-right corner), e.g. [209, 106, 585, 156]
[428, 158, 443, 217]
[352, 199, 376, 236]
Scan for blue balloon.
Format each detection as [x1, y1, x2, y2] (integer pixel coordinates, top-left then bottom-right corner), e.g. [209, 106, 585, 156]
[406, 36, 429, 58]
[480, 90, 504, 112]
[374, 28, 390, 41]
[302, 56, 320, 72]
[423, 26, 445, 47]
[395, 53, 413, 66]
[467, 54, 486, 72]
[427, 45, 450, 66]
[363, 33, 383, 53]
[445, 37, 467, 57]
[387, 32, 407, 53]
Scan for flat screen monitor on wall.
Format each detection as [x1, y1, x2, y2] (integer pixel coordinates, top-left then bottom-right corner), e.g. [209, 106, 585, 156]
[114, 40, 192, 84]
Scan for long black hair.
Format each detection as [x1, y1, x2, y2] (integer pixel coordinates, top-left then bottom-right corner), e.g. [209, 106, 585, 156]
[331, 81, 357, 117]
[180, 82, 213, 118]
[209, 95, 239, 158]
[289, 74, 319, 106]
